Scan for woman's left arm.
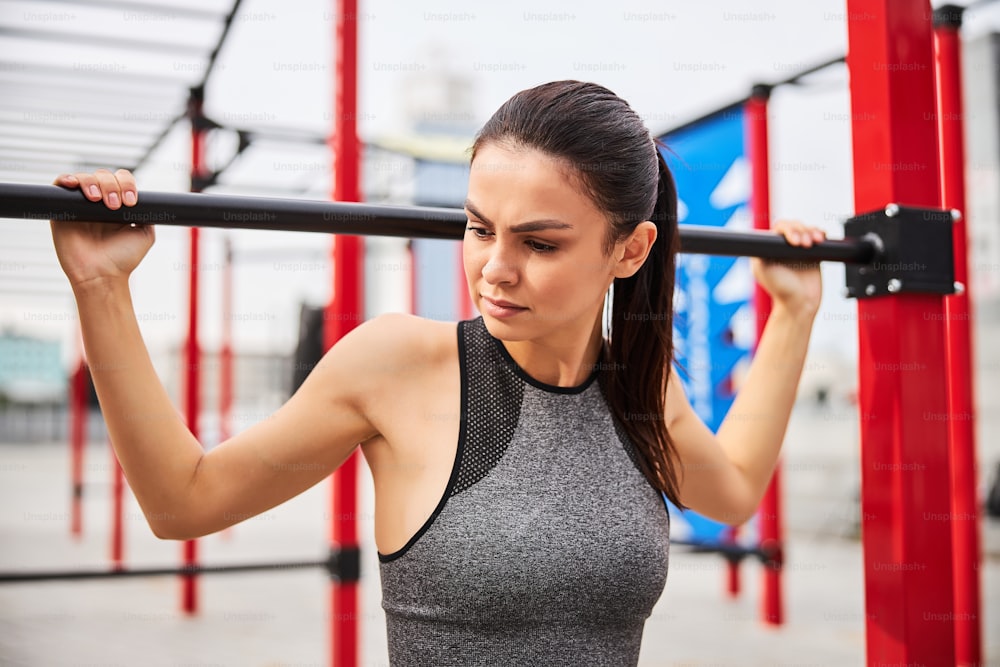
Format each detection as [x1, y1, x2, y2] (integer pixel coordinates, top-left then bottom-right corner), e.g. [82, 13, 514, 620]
[668, 221, 824, 524]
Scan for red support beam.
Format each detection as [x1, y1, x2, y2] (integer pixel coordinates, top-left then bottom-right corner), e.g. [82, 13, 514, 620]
[181, 87, 207, 616]
[69, 357, 87, 538]
[934, 8, 982, 665]
[747, 89, 783, 626]
[110, 442, 125, 570]
[845, 1, 957, 663]
[327, 1, 363, 665]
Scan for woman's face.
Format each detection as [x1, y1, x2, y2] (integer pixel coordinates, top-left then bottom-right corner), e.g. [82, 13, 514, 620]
[463, 143, 619, 343]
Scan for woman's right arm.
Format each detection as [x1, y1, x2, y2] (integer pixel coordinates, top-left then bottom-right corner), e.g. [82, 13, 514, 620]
[52, 170, 382, 540]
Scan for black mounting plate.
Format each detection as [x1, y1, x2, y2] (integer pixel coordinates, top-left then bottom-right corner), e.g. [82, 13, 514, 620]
[844, 205, 956, 299]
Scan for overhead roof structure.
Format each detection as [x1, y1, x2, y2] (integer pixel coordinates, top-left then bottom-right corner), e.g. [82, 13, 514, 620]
[0, 0, 244, 182]
[0, 0, 246, 308]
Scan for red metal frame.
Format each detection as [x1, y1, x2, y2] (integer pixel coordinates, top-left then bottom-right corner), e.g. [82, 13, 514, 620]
[326, 1, 363, 664]
[746, 91, 783, 626]
[110, 443, 125, 570]
[181, 91, 207, 616]
[69, 357, 87, 538]
[846, 1, 956, 663]
[934, 15, 982, 666]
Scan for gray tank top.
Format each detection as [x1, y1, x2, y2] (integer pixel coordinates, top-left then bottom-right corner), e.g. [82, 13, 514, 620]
[378, 317, 670, 666]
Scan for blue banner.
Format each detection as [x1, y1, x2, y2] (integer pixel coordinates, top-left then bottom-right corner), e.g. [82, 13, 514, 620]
[659, 107, 754, 542]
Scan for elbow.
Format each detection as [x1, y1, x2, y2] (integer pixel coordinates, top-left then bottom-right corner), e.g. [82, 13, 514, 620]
[150, 455, 210, 540]
[721, 508, 756, 528]
[724, 491, 763, 527]
[150, 524, 187, 541]
[147, 511, 201, 541]
[705, 493, 759, 527]
[695, 504, 756, 528]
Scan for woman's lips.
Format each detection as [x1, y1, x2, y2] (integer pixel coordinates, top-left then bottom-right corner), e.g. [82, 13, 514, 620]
[481, 295, 527, 318]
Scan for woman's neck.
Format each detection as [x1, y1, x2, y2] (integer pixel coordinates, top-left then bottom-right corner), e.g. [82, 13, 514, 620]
[499, 314, 605, 388]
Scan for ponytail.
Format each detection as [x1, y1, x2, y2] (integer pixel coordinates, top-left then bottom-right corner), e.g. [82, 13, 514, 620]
[603, 145, 684, 507]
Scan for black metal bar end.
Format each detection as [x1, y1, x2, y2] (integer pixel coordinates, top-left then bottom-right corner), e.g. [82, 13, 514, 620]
[844, 205, 956, 299]
[327, 546, 361, 583]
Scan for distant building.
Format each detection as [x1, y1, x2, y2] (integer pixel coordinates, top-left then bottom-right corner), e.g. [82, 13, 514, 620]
[363, 58, 477, 323]
[0, 332, 64, 405]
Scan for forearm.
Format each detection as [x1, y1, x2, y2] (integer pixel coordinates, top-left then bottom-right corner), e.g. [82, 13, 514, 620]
[74, 277, 203, 535]
[715, 304, 816, 506]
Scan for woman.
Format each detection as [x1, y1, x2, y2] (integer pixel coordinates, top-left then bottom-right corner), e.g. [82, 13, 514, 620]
[51, 80, 823, 665]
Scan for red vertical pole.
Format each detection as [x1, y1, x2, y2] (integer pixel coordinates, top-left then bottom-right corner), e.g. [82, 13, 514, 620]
[934, 6, 982, 665]
[110, 441, 125, 570]
[182, 86, 207, 616]
[846, 1, 956, 664]
[722, 526, 740, 597]
[327, 1, 362, 665]
[747, 88, 782, 625]
[69, 357, 87, 538]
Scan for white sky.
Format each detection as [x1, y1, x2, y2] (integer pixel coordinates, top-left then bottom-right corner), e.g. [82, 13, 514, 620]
[2, 0, 1000, 376]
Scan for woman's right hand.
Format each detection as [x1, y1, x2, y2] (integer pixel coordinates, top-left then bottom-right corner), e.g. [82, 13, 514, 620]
[50, 169, 154, 290]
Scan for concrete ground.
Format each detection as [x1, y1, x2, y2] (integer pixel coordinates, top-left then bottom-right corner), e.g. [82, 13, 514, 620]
[1, 389, 998, 666]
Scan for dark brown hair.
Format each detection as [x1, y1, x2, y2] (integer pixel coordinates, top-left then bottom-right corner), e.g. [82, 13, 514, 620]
[471, 80, 683, 507]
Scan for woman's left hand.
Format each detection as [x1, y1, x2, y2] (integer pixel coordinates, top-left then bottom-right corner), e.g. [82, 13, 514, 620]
[750, 220, 824, 318]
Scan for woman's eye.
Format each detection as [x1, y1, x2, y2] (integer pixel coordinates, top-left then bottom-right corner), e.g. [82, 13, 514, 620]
[466, 225, 492, 239]
[527, 240, 556, 253]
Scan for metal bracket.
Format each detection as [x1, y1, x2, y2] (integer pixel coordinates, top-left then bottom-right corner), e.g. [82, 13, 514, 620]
[843, 204, 956, 299]
[326, 545, 361, 583]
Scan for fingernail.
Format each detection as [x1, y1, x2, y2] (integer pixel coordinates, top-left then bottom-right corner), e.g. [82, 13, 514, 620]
[123, 191, 136, 206]
[108, 192, 120, 208]
[88, 185, 100, 198]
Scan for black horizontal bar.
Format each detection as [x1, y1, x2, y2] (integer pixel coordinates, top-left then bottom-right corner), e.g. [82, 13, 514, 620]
[772, 54, 846, 89]
[680, 226, 872, 263]
[0, 559, 326, 583]
[0, 183, 878, 263]
[672, 538, 763, 557]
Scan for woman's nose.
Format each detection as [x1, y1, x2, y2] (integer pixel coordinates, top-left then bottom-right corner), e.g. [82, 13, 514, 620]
[481, 245, 518, 286]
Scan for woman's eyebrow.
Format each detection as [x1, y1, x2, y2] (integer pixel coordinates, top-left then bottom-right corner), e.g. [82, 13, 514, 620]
[464, 199, 574, 233]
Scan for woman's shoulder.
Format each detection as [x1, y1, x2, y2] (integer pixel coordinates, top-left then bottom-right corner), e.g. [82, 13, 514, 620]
[353, 312, 459, 369]
[321, 313, 458, 400]
[334, 314, 460, 418]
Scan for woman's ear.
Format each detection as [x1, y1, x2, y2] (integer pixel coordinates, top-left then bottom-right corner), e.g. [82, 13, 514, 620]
[613, 221, 657, 279]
